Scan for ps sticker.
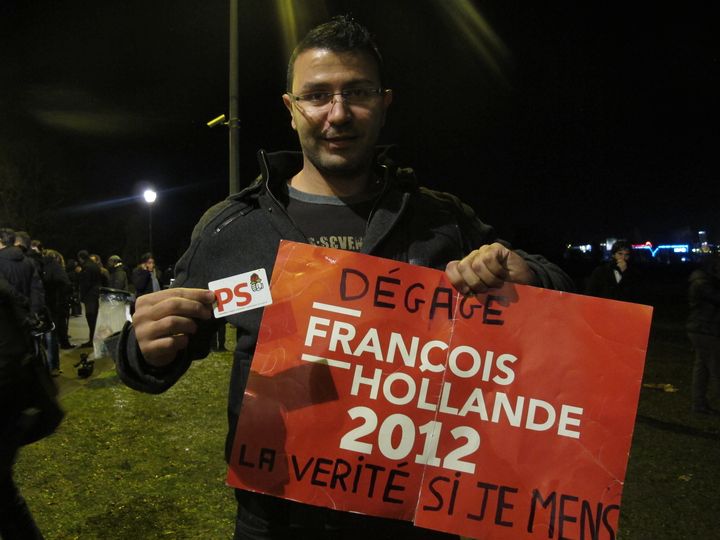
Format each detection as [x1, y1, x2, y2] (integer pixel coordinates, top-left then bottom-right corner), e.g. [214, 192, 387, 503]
[209, 268, 273, 318]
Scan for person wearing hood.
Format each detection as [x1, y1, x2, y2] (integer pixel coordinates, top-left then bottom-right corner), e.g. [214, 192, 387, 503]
[686, 256, 720, 415]
[107, 255, 129, 291]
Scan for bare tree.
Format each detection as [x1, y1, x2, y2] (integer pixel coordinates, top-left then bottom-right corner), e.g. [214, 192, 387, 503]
[0, 143, 72, 237]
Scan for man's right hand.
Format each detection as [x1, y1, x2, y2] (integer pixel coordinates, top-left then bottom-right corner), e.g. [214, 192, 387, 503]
[133, 288, 216, 367]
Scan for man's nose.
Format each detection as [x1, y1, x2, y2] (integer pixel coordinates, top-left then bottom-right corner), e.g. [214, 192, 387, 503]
[327, 94, 352, 123]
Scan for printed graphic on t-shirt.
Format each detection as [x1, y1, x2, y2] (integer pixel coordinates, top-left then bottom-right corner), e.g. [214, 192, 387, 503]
[285, 184, 379, 253]
[306, 235, 364, 251]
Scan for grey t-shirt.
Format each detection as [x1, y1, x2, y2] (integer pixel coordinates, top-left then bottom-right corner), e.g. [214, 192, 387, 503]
[285, 185, 379, 252]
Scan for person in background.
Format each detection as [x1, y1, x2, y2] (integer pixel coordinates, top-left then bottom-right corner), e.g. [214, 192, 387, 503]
[75, 250, 102, 348]
[65, 258, 82, 321]
[107, 255, 129, 291]
[131, 252, 161, 297]
[90, 253, 110, 287]
[29, 239, 46, 277]
[14, 232, 43, 279]
[686, 256, 720, 415]
[0, 275, 46, 539]
[42, 249, 72, 373]
[586, 239, 640, 302]
[51, 250, 75, 349]
[0, 228, 44, 314]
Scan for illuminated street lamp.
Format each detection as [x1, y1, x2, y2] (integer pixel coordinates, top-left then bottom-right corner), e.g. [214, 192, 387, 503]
[143, 188, 157, 254]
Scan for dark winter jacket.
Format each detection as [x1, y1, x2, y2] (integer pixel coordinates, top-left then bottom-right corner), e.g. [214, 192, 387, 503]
[0, 276, 30, 389]
[116, 148, 575, 459]
[586, 261, 641, 302]
[0, 246, 45, 313]
[131, 267, 160, 297]
[108, 264, 129, 291]
[686, 267, 720, 336]
[77, 260, 102, 303]
[42, 257, 71, 323]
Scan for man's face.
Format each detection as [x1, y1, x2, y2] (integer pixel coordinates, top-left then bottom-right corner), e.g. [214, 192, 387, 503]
[283, 49, 392, 178]
[144, 259, 155, 271]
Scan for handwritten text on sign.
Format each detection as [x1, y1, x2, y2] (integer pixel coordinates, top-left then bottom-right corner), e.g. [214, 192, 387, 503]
[227, 241, 652, 539]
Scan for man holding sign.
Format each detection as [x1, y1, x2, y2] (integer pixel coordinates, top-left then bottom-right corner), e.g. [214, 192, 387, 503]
[117, 15, 574, 539]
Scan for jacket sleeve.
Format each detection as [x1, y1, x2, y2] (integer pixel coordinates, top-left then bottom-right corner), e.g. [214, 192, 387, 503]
[115, 322, 193, 394]
[440, 189, 576, 293]
[514, 250, 575, 292]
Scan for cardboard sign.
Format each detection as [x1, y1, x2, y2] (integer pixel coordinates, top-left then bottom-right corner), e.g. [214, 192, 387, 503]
[227, 241, 652, 539]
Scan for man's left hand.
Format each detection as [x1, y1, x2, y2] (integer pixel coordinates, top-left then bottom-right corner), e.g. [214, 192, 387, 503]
[445, 242, 535, 294]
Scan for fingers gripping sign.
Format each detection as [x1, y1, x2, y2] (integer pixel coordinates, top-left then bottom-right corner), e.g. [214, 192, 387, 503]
[133, 288, 216, 367]
[445, 242, 535, 294]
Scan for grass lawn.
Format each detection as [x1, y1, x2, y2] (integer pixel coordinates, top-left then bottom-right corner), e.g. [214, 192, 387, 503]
[15, 353, 236, 539]
[15, 287, 720, 539]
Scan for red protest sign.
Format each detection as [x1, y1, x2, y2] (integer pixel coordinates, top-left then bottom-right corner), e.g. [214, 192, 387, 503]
[227, 241, 652, 539]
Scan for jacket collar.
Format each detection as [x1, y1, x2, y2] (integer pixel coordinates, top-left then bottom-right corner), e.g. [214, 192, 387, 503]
[234, 147, 418, 255]
[0, 246, 24, 261]
[247, 146, 417, 198]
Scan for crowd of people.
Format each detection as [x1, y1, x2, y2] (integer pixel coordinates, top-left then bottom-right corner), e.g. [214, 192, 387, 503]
[0, 228, 165, 368]
[0, 227, 168, 539]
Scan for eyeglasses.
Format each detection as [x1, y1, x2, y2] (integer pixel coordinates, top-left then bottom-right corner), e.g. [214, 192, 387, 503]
[287, 88, 386, 109]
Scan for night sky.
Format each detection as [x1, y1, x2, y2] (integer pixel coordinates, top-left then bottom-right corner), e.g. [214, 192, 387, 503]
[1, 0, 717, 266]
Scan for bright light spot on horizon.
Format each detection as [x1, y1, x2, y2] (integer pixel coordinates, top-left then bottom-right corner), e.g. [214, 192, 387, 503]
[143, 189, 157, 204]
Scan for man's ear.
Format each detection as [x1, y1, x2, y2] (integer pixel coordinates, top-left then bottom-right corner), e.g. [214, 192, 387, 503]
[380, 89, 393, 127]
[383, 89, 393, 108]
[282, 94, 297, 131]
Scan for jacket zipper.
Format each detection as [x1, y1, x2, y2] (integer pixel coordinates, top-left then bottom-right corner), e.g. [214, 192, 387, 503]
[213, 206, 254, 235]
[365, 164, 390, 235]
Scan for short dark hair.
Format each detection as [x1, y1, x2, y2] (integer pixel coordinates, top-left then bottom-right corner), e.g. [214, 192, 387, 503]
[286, 15, 385, 91]
[14, 230, 31, 249]
[0, 228, 15, 247]
[611, 240, 632, 254]
[77, 250, 90, 262]
[140, 252, 154, 264]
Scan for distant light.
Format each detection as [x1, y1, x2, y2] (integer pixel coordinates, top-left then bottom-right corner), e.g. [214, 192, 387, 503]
[143, 189, 157, 204]
[632, 243, 689, 257]
[566, 243, 593, 253]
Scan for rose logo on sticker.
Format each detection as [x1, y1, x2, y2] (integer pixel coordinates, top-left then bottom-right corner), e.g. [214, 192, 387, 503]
[250, 272, 264, 292]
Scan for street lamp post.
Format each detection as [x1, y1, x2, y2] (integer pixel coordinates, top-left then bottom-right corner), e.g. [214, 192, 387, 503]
[143, 189, 157, 254]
